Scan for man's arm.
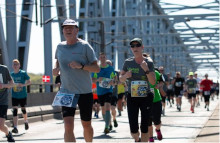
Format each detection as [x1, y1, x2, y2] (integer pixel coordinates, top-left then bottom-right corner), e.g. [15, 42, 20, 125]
[53, 60, 60, 76]
[83, 61, 100, 73]
[69, 61, 100, 73]
[0, 80, 14, 89]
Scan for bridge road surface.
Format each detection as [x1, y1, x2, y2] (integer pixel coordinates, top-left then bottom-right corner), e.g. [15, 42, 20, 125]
[0, 96, 219, 143]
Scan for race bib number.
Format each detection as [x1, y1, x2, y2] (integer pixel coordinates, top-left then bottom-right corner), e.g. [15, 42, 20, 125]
[204, 91, 210, 96]
[175, 82, 181, 87]
[13, 84, 23, 92]
[131, 81, 148, 97]
[99, 78, 112, 89]
[52, 91, 75, 107]
[188, 88, 196, 94]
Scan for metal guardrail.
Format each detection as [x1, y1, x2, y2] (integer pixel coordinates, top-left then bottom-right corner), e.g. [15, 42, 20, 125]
[27, 83, 59, 93]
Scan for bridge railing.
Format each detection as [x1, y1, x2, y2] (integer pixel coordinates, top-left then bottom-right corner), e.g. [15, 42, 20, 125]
[27, 83, 59, 93]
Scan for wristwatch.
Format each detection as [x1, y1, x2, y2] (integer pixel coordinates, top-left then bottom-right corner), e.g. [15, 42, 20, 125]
[145, 70, 150, 74]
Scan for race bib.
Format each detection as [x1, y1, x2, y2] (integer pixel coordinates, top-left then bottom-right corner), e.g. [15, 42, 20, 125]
[204, 91, 210, 96]
[52, 91, 75, 107]
[216, 87, 219, 90]
[131, 81, 148, 97]
[13, 84, 23, 92]
[168, 85, 173, 89]
[99, 78, 112, 89]
[175, 82, 181, 87]
[188, 88, 196, 94]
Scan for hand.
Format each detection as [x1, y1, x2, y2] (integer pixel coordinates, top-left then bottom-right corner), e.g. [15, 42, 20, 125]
[53, 68, 60, 76]
[0, 83, 3, 89]
[97, 77, 103, 82]
[17, 83, 24, 87]
[69, 61, 82, 69]
[124, 70, 132, 79]
[140, 60, 149, 72]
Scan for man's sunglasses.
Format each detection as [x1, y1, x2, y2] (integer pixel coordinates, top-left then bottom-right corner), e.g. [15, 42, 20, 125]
[130, 43, 142, 48]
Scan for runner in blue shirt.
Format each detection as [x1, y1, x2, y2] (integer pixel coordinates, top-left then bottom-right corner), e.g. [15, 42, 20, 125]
[92, 53, 116, 134]
[11, 59, 31, 133]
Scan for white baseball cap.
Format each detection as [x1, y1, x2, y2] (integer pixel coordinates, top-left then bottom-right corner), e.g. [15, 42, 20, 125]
[62, 19, 78, 27]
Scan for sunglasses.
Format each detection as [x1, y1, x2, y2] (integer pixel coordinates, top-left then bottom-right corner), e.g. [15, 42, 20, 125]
[130, 43, 141, 48]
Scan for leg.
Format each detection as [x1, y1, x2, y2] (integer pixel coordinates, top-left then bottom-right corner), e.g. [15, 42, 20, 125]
[81, 120, 93, 142]
[0, 118, 9, 135]
[12, 107, 18, 128]
[63, 117, 75, 142]
[78, 93, 94, 141]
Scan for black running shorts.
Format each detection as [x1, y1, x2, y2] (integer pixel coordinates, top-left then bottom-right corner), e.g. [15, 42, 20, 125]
[62, 93, 93, 121]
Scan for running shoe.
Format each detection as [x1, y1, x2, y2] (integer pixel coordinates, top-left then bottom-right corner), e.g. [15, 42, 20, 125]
[155, 129, 163, 140]
[95, 113, 99, 118]
[192, 108, 194, 113]
[205, 105, 207, 108]
[113, 119, 118, 127]
[104, 127, 110, 134]
[25, 122, 29, 130]
[162, 109, 165, 116]
[149, 137, 154, 142]
[190, 106, 192, 111]
[6, 132, 15, 142]
[135, 137, 141, 142]
[94, 112, 97, 117]
[109, 125, 113, 131]
[12, 127, 18, 133]
[207, 107, 209, 111]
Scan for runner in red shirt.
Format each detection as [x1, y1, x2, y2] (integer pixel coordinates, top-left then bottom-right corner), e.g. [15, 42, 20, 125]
[200, 74, 213, 111]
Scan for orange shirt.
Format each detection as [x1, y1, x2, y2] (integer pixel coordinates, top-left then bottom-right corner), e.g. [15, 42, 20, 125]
[92, 83, 98, 100]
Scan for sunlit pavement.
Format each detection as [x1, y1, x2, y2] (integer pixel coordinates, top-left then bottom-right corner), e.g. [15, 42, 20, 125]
[0, 96, 219, 143]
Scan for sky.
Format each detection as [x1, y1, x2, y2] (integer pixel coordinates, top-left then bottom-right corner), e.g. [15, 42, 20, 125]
[0, 0, 219, 81]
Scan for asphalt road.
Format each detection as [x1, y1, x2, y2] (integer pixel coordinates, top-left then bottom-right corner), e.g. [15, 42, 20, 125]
[0, 95, 219, 143]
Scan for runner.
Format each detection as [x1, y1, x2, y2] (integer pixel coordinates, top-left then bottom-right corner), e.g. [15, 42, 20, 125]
[158, 66, 168, 116]
[200, 74, 213, 111]
[173, 71, 185, 111]
[119, 38, 156, 142]
[117, 75, 126, 116]
[215, 80, 219, 99]
[0, 63, 15, 142]
[210, 80, 215, 101]
[166, 73, 174, 107]
[148, 70, 165, 142]
[92, 53, 115, 134]
[194, 72, 201, 107]
[110, 70, 119, 130]
[185, 72, 197, 113]
[52, 19, 100, 142]
[10, 59, 31, 133]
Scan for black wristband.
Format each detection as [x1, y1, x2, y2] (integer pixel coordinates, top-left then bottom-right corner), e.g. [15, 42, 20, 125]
[145, 70, 150, 74]
[80, 64, 84, 69]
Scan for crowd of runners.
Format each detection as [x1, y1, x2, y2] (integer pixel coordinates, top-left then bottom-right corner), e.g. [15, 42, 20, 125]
[0, 19, 219, 142]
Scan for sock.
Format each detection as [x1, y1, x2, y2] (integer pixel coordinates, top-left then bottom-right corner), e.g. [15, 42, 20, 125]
[102, 114, 105, 120]
[105, 111, 111, 128]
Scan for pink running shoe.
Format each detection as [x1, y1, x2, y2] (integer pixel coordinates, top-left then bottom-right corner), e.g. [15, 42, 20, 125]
[156, 129, 163, 140]
[149, 137, 154, 142]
